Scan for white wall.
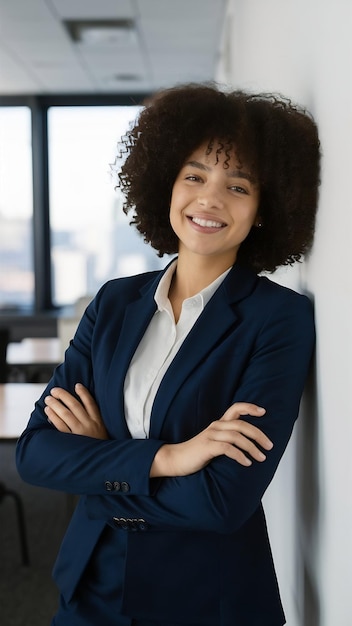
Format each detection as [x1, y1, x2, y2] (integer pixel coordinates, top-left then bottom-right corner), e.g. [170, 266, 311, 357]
[216, 2, 352, 624]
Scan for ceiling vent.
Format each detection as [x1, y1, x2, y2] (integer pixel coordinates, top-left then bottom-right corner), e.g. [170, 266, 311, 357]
[64, 19, 137, 46]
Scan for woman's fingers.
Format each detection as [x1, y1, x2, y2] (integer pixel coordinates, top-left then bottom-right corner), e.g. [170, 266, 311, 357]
[218, 444, 255, 467]
[210, 419, 273, 452]
[74, 383, 100, 418]
[44, 385, 108, 439]
[220, 402, 266, 422]
[44, 403, 72, 433]
[216, 401, 273, 462]
[201, 418, 273, 466]
[216, 431, 267, 465]
[44, 389, 84, 430]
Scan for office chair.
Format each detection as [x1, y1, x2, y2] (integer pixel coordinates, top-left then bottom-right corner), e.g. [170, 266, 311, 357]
[0, 481, 30, 565]
[0, 328, 30, 564]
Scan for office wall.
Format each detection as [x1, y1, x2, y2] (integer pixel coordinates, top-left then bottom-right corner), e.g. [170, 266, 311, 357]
[216, 1, 352, 624]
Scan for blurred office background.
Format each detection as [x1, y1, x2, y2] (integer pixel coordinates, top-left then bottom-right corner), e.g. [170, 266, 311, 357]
[0, 1, 351, 625]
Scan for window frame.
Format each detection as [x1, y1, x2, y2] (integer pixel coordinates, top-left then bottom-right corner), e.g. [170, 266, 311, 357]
[0, 93, 148, 317]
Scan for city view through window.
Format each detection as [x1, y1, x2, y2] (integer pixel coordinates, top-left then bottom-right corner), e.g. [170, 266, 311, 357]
[48, 105, 168, 307]
[0, 106, 34, 309]
[0, 104, 170, 310]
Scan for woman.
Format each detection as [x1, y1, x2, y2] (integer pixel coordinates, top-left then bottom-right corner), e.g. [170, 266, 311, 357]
[16, 83, 321, 626]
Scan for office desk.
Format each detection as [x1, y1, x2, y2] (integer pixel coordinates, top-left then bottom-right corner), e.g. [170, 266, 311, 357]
[0, 383, 46, 440]
[7, 338, 61, 366]
[7, 338, 61, 382]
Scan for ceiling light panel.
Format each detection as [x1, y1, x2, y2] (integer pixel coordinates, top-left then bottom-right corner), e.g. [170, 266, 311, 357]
[64, 19, 137, 46]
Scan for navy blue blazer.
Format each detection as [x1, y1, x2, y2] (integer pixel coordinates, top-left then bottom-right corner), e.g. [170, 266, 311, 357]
[16, 262, 314, 625]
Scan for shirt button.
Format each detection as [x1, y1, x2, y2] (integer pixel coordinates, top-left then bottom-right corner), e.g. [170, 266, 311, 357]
[121, 481, 130, 493]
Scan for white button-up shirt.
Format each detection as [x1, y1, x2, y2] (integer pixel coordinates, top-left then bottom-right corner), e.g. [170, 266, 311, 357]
[124, 260, 231, 438]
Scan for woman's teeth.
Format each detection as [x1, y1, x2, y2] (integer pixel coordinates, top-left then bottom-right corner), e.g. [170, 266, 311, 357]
[192, 217, 225, 228]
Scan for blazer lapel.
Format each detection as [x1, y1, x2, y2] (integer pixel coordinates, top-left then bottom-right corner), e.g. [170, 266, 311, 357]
[104, 273, 160, 435]
[149, 264, 258, 439]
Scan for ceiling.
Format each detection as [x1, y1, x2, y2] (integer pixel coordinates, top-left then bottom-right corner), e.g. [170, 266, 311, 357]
[0, 0, 227, 95]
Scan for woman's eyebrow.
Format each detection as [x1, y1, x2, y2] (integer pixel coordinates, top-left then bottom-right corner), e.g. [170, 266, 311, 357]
[227, 169, 256, 183]
[185, 160, 211, 171]
[185, 160, 256, 183]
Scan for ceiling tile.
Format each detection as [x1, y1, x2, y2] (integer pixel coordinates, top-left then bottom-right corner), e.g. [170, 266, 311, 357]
[49, 0, 135, 20]
[0, 0, 226, 94]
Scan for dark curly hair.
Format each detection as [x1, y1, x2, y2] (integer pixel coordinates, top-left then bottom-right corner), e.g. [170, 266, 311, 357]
[117, 82, 321, 273]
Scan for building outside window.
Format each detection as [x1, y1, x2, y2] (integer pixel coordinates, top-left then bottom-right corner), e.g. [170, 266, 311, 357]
[48, 105, 167, 307]
[0, 106, 34, 310]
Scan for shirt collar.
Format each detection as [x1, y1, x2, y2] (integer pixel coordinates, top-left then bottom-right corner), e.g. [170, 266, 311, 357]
[154, 259, 232, 313]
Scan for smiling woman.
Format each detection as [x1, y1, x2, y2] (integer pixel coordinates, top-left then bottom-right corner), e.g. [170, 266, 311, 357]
[17, 82, 321, 626]
[119, 84, 320, 273]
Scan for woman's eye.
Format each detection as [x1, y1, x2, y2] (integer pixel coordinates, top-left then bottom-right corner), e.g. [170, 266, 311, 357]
[185, 175, 201, 182]
[229, 185, 248, 194]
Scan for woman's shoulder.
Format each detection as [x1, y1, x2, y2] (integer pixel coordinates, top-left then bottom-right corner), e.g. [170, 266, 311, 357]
[104, 269, 161, 291]
[253, 275, 315, 341]
[228, 263, 313, 313]
[257, 274, 313, 309]
[91, 269, 162, 308]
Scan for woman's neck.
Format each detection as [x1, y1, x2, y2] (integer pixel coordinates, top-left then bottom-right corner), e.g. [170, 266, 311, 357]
[168, 253, 233, 322]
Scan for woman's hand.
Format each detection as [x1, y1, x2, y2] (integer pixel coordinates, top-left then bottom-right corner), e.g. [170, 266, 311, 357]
[150, 402, 273, 478]
[44, 384, 109, 440]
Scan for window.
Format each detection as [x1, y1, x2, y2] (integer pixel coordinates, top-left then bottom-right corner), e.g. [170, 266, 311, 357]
[0, 96, 168, 316]
[48, 106, 166, 307]
[0, 107, 34, 310]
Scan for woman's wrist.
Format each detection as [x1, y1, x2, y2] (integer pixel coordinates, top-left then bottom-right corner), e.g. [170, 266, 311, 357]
[150, 444, 173, 478]
[150, 444, 186, 478]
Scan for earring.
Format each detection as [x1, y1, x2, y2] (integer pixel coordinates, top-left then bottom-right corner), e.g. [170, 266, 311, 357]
[256, 221, 263, 228]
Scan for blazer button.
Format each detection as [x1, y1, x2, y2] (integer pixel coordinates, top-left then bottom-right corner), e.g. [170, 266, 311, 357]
[105, 481, 113, 491]
[137, 518, 147, 531]
[113, 517, 122, 529]
[113, 481, 121, 491]
[130, 519, 138, 532]
[112, 517, 128, 530]
[120, 481, 130, 493]
[119, 518, 129, 530]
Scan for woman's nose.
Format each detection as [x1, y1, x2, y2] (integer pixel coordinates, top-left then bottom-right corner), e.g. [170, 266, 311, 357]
[197, 185, 224, 209]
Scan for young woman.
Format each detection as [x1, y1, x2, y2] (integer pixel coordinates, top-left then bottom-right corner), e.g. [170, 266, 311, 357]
[16, 83, 321, 626]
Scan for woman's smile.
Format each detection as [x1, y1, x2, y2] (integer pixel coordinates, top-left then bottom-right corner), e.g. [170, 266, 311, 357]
[187, 214, 227, 231]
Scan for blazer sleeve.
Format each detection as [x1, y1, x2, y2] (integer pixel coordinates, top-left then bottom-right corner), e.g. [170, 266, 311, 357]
[84, 293, 315, 534]
[16, 282, 165, 498]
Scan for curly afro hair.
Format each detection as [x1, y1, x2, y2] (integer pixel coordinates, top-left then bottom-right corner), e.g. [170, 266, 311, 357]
[117, 82, 321, 273]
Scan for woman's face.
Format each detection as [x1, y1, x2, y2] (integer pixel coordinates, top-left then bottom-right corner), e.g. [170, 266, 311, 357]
[169, 142, 260, 268]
